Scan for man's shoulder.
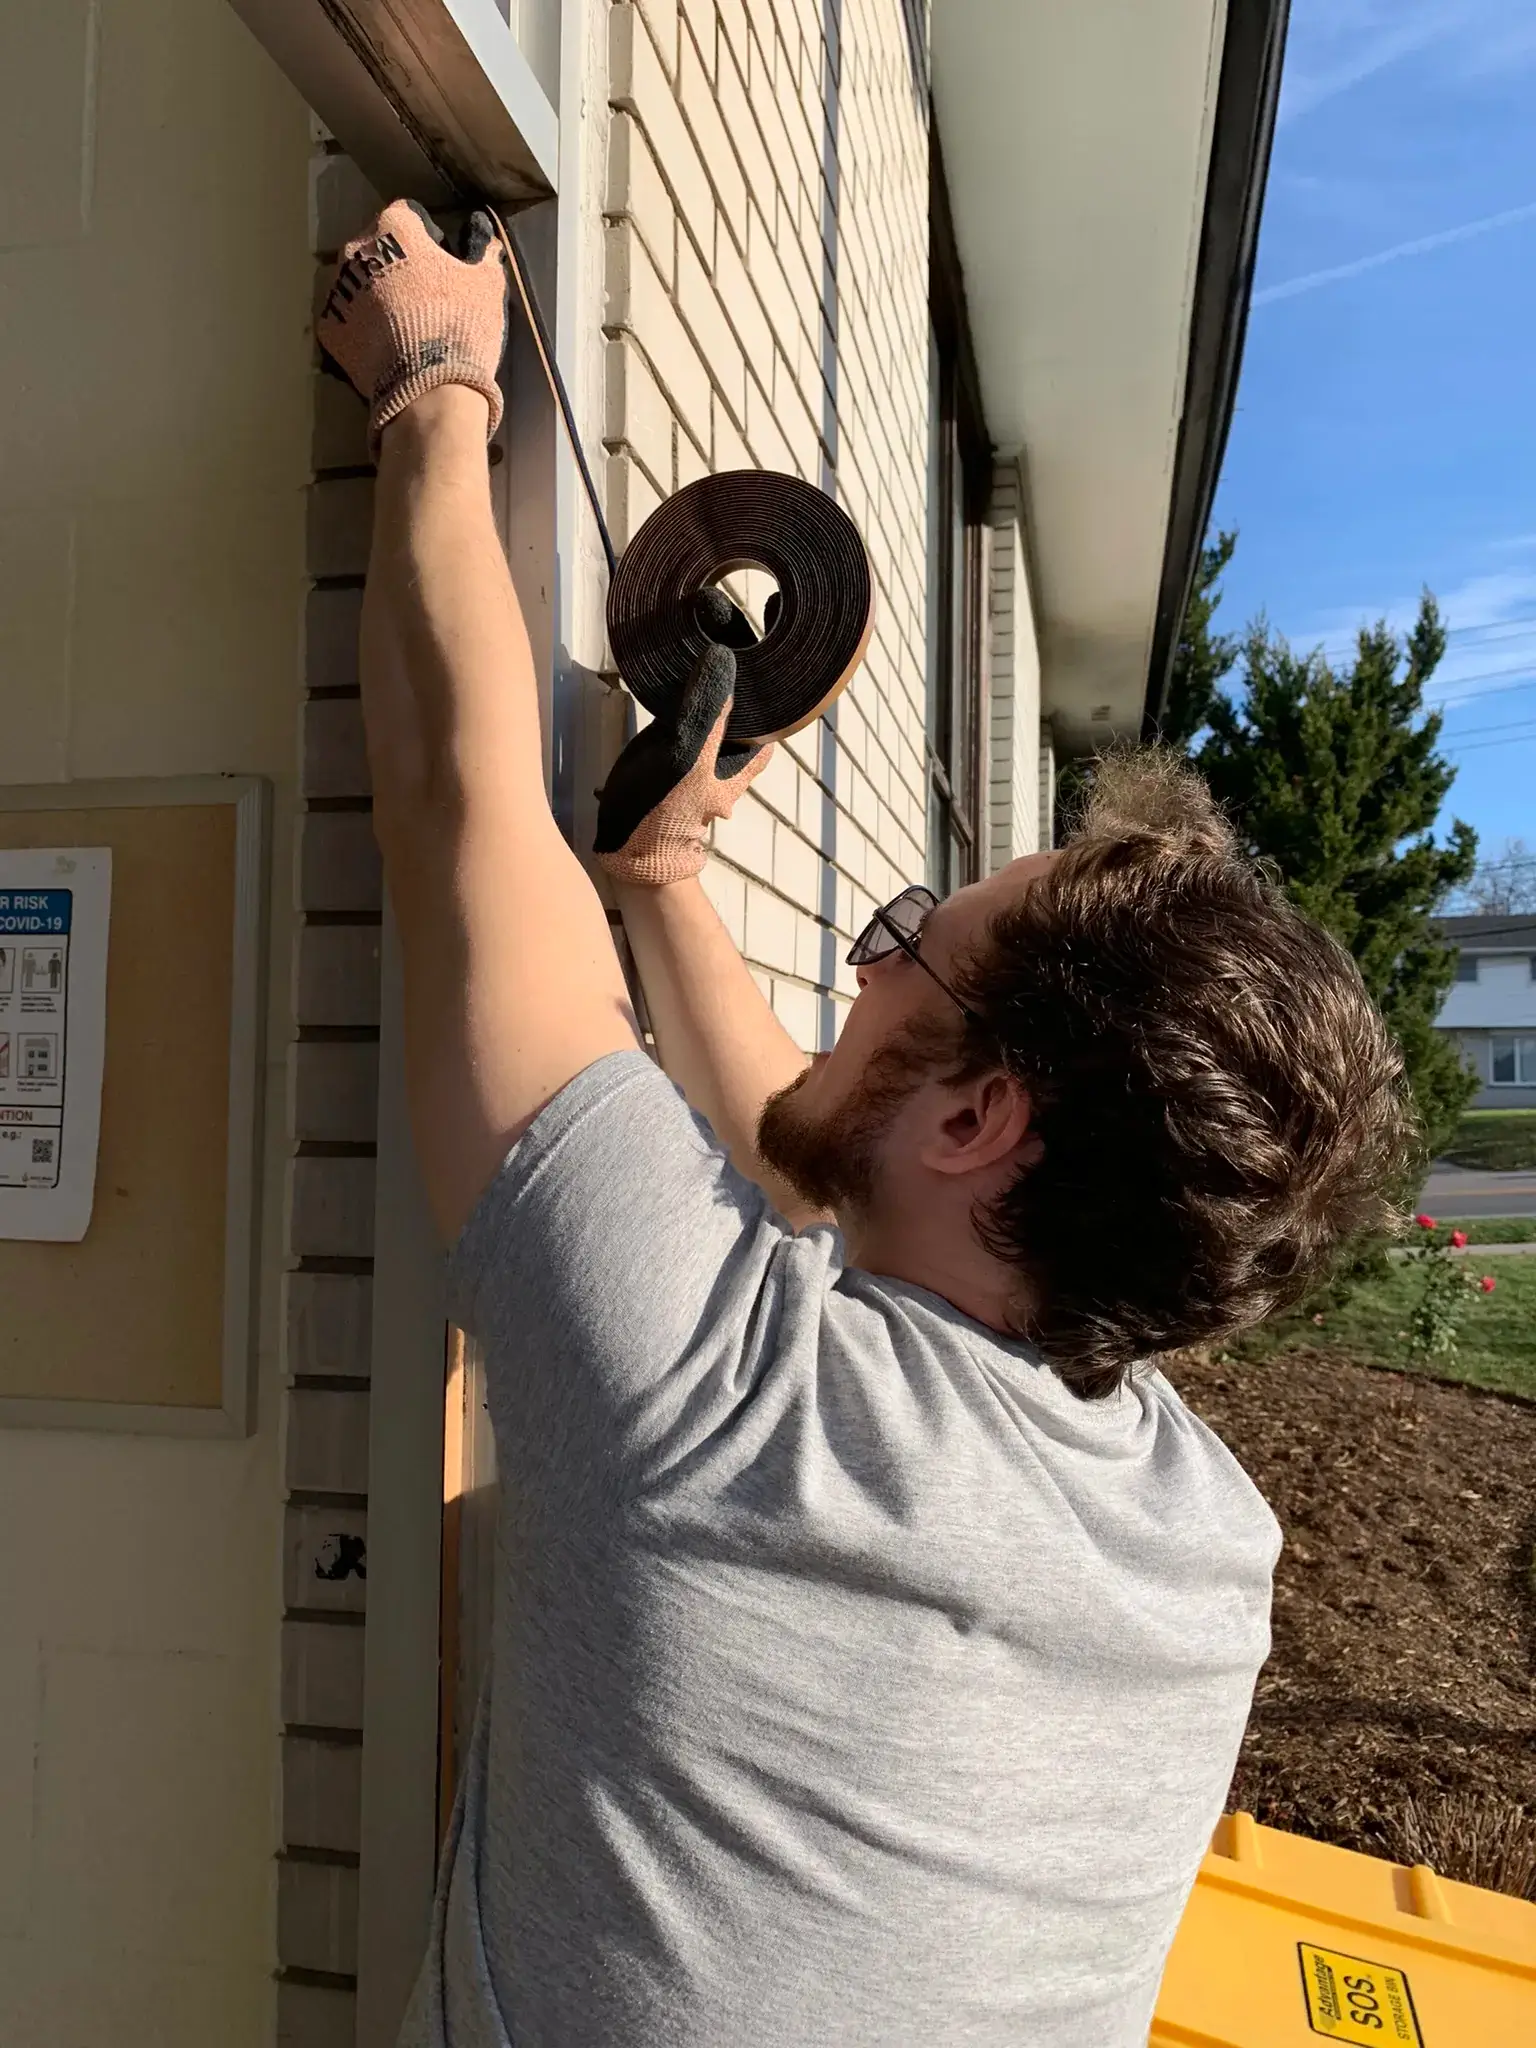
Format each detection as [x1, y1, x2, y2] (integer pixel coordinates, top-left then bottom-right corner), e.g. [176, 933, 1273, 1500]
[1138, 1365, 1283, 1565]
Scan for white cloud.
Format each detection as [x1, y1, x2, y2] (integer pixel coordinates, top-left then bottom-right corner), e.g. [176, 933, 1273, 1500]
[1277, 0, 1536, 125]
[1279, 4, 1459, 124]
[1271, 171, 1396, 234]
[1280, 545, 1536, 706]
[1252, 199, 1536, 306]
[1435, 565, 1536, 637]
[1454, 11, 1536, 79]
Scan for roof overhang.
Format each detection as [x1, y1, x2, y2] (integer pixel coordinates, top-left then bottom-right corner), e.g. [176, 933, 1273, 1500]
[1434, 917, 1536, 946]
[227, 0, 558, 208]
[933, 0, 1288, 755]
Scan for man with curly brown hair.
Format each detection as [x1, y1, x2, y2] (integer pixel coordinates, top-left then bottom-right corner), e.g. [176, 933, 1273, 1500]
[320, 202, 1415, 2048]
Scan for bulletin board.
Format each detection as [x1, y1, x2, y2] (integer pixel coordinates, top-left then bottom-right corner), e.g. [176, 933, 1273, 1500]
[0, 778, 269, 1435]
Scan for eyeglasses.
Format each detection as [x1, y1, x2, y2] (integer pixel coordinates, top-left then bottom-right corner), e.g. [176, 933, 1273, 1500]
[846, 884, 980, 1024]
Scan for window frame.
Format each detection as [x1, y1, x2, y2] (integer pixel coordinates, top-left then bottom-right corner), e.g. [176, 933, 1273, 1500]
[926, 136, 992, 895]
[1489, 1034, 1536, 1086]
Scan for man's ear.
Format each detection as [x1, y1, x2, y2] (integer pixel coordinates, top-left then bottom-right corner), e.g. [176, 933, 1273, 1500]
[921, 1070, 1043, 1177]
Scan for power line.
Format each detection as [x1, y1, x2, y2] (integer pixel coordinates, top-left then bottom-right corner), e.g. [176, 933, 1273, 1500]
[1305, 618, 1536, 662]
[1302, 622, 1536, 663]
[1226, 660, 1536, 707]
[1432, 675, 1536, 710]
[1444, 720, 1536, 742]
[1430, 711, 1536, 742]
[1276, 655, 1536, 694]
[1443, 730, 1536, 756]
[1442, 612, 1536, 640]
[1424, 660, 1536, 689]
[1348, 609, 1536, 641]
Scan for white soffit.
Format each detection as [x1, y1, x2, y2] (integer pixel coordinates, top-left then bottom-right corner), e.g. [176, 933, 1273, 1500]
[933, 0, 1227, 751]
[228, 0, 559, 207]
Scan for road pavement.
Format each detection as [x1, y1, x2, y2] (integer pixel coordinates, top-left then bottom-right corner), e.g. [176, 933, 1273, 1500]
[1419, 1163, 1536, 1220]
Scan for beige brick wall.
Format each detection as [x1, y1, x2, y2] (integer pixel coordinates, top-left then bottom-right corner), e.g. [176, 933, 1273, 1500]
[603, 0, 932, 1049]
[272, 145, 382, 2045]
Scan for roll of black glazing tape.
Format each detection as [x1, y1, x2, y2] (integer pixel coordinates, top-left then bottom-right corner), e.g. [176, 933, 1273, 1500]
[606, 470, 876, 747]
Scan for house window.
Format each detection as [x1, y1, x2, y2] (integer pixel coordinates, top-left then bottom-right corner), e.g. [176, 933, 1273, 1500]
[1490, 1035, 1536, 1085]
[1455, 953, 1478, 983]
[926, 139, 990, 896]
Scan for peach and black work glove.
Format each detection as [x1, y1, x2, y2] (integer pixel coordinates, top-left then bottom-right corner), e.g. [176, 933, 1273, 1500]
[595, 590, 777, 887]
[316, 199, 507, 454]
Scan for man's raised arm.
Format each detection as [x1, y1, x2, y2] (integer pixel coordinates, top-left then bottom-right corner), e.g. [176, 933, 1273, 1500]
[322, 203, 638, 1242]
[322, 199, 831, 1239]
[610, 875, 829, 1229]
[588, 602, 827, 1228]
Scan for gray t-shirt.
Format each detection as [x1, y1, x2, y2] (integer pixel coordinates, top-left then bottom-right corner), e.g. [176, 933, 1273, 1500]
[400, 1050, 1278, 2047]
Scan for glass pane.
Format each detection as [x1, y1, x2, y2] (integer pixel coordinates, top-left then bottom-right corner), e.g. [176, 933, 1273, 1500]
[1520, 1038, 1536, 1085]
[949, 449, 966, 767]
[927, 780, 951, 897]
[1455, 953, 1478, 982]
[950, 494, 971, 818]
[1491, 1037, 1517, 1084]
[924, 326, 946, 763]
[936, 425, 959, 775]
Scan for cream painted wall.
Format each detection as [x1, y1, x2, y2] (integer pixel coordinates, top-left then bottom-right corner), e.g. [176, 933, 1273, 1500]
[0, 1, 312, 2041]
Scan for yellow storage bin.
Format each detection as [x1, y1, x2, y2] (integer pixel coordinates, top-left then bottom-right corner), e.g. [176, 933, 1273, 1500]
[1152, 1812, 1536, 2046]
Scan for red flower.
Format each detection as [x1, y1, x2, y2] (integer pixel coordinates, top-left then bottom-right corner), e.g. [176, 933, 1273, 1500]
[1450, 1229, 1467, 1249]
[1479, 1275, 1496, 1294]
[1415, 1213, 1436, 1230]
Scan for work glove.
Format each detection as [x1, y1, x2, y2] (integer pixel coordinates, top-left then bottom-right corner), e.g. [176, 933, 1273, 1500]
[595, 589, 777, 887]
[316, 199, 508, 454]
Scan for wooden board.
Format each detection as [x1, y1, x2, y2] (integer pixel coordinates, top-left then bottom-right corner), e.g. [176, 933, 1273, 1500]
[0, 801, 240, 1412]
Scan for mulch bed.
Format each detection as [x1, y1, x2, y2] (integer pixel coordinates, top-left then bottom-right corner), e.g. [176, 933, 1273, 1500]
[1161, 1346, 1536, 1886]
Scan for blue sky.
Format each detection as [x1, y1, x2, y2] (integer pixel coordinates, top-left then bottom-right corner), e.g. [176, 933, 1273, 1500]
[1210, 0, 1536, 857]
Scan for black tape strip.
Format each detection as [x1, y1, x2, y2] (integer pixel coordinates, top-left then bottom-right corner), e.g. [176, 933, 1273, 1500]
[606, 471, 876, 746]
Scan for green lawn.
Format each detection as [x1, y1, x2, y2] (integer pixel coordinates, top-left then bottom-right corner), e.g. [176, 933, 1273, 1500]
[1228, 1253, 1536, 1401]
[1427, 1216, 1536, 1245]
[1441, 1109, 1536, 1171]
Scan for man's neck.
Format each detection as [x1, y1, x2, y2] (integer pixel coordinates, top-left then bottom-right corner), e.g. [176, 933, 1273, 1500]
[841, 1206, 1029, 1339]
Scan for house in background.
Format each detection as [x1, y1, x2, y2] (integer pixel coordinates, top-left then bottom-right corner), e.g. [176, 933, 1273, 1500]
[1434, 914, 1536, 1109]
[0, 2, 1287, 2044]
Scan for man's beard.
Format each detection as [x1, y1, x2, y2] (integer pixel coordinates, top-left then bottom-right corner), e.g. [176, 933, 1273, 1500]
[757, 1018, 953, 1216]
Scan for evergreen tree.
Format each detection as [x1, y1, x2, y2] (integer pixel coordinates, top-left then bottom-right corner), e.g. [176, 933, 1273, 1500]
[1057, 536, 1240, 831]
[1158, 529, 1239, 749]
[1194, 594, 1479, 1158]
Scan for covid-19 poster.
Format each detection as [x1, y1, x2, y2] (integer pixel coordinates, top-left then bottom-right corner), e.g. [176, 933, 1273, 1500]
[0, 847, 112, 1241]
